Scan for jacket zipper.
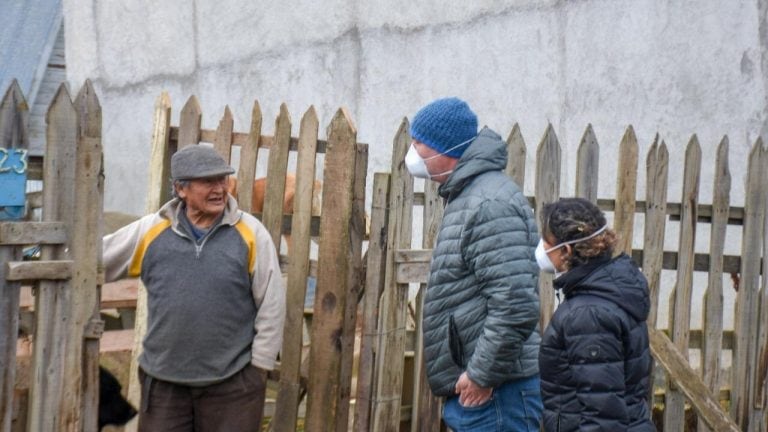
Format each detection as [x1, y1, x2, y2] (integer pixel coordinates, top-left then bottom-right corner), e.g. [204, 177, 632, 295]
[172, 223, 225, 259]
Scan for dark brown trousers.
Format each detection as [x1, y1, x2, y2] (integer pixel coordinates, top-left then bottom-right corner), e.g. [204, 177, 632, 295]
[138, 365, 267, 432]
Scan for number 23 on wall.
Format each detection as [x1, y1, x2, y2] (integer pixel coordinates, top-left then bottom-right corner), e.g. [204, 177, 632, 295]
[0, 148, 28, 174]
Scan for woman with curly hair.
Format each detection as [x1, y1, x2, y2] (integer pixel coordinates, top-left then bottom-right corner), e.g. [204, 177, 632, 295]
[536, 198, 655, 431]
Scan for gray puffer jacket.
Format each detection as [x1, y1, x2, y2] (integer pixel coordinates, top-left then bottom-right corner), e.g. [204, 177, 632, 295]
[423, 127, 541, 397]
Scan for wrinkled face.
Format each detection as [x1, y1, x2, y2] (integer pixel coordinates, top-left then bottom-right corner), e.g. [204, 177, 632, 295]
[176, 176, 228, 223]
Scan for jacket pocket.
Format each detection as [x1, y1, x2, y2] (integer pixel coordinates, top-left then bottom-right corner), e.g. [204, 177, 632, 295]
[448, 315, 465, 367]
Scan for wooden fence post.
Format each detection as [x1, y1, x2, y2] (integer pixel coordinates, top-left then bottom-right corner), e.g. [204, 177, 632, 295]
[28, 83, 77, 432]
[534, 124, 560, 328]
[124, 94, 172, 426]
[262, 104, 291, 249]
[613, 125, 638, 255]
[305, 108, 358, 431]
[732, 139, 765, 429]
[751, 138, 768, 431]
[177, 96, 201, 149]
[642, 135, 668, 330]
[505, 123, 526, 188]
[371, 118, 413, 432]
[335, 141, 368, 432]
[664, 135, 701, 431]
[575, 124, 599, 203]
[353, 173, 389, 432]
[213, 106, 233, 162]
[58, 80, 103, 432]
[273, 106, 318, 432]
[410, 179, 444, 432]
[700, 136, 730, 432]
[0, 80, 28, 432]
[236, 101, 262, 214]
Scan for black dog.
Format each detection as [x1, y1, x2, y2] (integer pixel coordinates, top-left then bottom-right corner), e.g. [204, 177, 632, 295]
[99, 366, 137, 430]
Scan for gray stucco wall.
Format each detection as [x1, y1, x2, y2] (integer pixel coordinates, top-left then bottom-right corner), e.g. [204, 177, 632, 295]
[62, 0, 767, 214]
[62, 0, 767, 329]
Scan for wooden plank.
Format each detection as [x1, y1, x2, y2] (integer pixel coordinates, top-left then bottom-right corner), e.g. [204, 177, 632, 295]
[732, 139, 765, 428]
[125, 94, 172, 422]
[262, 104, 291, 249]
[144, 92, 172, 212]
[58, 80, 103, 432]
[213, 106, 233, 162]
[28, 83, 77, 432]
[642, 136, 668, 329]
[411, 178, 443, 432]
[177, 95, 201, 149]
[236, 101, 261, 213]
[412, 193, 746, 226]
[753, 138, 768, 431]
[664, 135, 701, 431]
[371, 118, 413, 432]
[700, 136, 730, 432]
[642, 136, 668, 408]
[336, 142, 367, 432]
[613, 125, 638, 255]
[574, 124, 599, 202]
[305, 108, 358, 431]
[505, 123, 526, 188]
[353, 173, 389, 432]
[20, 279, 139, 311]
[534, 124, 560, 328]
[5, 261, 72, 282]
[0, 222, 66, 245]
[399, 247, 750, 282]
[273, 106, 318, 432]
[649, 329, 741, 432]
[0, 80, 27, 432]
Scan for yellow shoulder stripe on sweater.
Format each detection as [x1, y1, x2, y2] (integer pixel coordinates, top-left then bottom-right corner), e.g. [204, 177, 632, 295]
[234, 220, 257, 274]
[128, 219, 171, 277]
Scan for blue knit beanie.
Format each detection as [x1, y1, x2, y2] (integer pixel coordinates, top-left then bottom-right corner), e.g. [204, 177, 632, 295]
[410, 97, 478, 159]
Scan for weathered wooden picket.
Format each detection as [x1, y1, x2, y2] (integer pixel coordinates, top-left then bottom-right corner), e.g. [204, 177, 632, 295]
[0, 80, 103, 432]
[368, 121, 765, 431]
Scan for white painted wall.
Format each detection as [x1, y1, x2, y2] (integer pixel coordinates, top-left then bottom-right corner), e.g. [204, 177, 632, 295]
[63, 0, 767, 327]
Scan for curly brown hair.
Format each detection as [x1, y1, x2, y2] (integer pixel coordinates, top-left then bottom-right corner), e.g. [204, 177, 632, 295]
[540, 198, 618, 270]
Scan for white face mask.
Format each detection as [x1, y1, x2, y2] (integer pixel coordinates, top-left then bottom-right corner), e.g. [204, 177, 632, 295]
[404, 136, 475, 179]
[535, 224, 609, 275]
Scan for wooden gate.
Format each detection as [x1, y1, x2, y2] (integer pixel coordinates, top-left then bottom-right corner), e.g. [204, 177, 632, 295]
[0, 80, 104, 431]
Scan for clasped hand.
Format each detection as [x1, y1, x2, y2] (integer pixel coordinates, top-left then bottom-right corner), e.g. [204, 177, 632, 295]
[455, 371, 492, 407]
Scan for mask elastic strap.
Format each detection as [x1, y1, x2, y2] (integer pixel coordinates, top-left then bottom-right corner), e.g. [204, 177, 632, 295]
[423, 134, 477, 161]
[545, 224, 608, 253]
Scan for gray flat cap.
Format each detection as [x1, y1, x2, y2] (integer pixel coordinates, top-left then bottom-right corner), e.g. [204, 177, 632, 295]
[171, 145, 235, 180]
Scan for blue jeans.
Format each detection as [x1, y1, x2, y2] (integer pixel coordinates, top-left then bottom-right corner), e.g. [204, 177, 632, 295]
[443, 374, 542, 432]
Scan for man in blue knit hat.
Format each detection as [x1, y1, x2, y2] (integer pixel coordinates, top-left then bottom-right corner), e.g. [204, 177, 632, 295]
[407, 97, 542, 431]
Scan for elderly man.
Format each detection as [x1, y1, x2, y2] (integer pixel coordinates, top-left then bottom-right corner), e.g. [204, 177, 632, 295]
[406, 97, 542, 431]
[103, 145, 285, 431]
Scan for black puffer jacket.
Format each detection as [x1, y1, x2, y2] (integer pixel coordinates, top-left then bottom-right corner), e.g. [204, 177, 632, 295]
[539, 254, 655, 432]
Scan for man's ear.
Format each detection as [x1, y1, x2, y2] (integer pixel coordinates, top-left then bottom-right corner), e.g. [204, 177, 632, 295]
[175, 184, 186, 200]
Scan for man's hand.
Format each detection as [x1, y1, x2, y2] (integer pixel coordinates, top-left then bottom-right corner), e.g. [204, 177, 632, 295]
[455, 372, 493, 407]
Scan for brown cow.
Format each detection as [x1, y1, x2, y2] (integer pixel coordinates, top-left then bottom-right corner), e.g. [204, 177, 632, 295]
[227, 174, 322, 252]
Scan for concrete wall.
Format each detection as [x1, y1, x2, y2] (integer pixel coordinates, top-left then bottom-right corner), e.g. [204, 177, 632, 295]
[62, 0, 767, 216]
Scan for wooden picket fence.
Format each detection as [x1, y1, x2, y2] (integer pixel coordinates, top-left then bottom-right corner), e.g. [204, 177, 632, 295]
[0, 80, 103, 431]
[366, 120, 767, 432]
[5, 79, 767, 432]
